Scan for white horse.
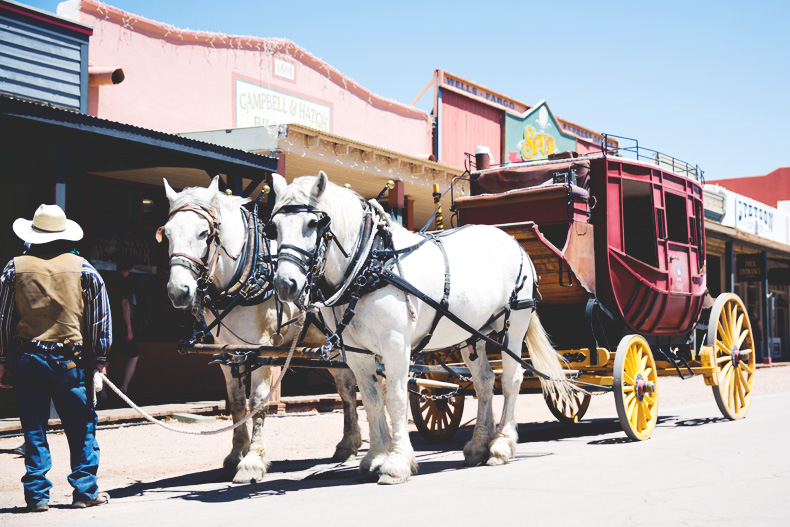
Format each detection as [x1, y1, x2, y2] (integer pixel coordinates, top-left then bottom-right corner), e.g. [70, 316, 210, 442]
[269, 171, 576, 484]
[160, 176, 361, 483]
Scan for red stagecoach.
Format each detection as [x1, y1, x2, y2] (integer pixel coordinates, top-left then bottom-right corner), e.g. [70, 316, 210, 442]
[409, 139, 755, 441]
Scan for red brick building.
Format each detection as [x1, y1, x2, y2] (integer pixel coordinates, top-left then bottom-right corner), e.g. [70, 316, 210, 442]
[713, 167, 790, 208]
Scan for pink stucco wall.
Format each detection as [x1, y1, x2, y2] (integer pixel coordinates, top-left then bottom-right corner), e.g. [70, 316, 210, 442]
[78, 0, 432, 158]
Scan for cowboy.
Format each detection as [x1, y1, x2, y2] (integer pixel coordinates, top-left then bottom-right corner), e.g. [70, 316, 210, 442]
[0, 204, 112, 512]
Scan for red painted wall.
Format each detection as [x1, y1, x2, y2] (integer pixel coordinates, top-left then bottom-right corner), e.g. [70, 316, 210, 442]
[439, 89, 502, 169]
[713, 167, 790, 207]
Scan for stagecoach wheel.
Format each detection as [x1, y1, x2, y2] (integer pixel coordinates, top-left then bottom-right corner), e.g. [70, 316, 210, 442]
[613, 335, 659, 441]
[409, 350, 466, 442]
[544, 390, 592, 424]
[706, 293, 756, 420]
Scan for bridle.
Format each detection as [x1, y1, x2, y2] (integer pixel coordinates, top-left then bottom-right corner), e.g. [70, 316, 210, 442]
[266, 204, 350, 306]
[156, 204, 248, 293]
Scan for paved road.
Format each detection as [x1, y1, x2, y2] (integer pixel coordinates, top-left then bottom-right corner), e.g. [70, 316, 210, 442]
[2, 369, 789, 526]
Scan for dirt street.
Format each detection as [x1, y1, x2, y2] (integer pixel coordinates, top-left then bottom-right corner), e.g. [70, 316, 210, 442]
[1, 365, 787, 512]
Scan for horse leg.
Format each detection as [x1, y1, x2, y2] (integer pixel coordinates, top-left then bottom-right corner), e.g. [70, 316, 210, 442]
[220, 364, 250, 473]
[328, 368, 362, 462]
[461, 341, 496, 466]
[233, 365, 273, 483]
[487, 339, 524, 465]
[378, 351, 418, 484]
[345, 353, 390, 481]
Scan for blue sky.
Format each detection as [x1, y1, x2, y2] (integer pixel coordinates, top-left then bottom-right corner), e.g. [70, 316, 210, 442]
[21, 0, 789, 180]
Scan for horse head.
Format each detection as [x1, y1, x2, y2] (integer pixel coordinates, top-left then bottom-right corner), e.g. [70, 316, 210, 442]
[158, 176, 250, 310]
[269, 171, 363, 303]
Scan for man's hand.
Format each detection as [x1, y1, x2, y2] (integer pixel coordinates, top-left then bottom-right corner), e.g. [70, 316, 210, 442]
[0, 364, 11, 389]
[126, 328, 134, 342]
[95, 363, 107, 375]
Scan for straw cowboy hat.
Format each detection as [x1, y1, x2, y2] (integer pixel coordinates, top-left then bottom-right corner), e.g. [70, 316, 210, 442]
[13, 204, 83, 244]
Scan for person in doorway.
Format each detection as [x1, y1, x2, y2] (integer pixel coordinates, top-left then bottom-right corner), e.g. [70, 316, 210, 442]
[105, 254, 139, 395]
[0, 204, 111, 512]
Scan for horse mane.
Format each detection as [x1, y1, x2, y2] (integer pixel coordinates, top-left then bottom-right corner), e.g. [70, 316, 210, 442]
[169, 185, 250, 222]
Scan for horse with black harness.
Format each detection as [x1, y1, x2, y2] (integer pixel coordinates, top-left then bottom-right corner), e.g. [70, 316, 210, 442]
[158, 176, 361, 483]
[268, 171, 577, 484]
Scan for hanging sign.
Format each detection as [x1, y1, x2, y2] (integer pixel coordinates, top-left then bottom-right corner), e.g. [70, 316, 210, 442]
[736, 253, 765, 282]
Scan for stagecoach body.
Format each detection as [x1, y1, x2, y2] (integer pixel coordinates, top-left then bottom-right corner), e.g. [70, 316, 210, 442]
[454, 154, 707, 343]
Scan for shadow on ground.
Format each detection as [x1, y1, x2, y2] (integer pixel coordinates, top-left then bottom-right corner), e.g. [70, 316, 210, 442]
[94, 412, 732, 504]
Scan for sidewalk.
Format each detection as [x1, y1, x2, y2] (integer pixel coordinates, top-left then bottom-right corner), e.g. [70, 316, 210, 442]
[0, 393, 354, 436]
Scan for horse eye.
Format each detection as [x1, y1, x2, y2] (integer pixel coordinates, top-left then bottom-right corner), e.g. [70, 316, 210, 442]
[198, 230, 209, 239]
[307, 218, 318, 229]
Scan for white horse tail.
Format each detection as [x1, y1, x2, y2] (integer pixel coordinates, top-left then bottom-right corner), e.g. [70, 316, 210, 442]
[525, 310, 578, 413]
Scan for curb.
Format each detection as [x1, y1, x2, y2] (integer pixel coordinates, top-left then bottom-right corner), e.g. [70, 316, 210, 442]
[0, 394, 359, 436]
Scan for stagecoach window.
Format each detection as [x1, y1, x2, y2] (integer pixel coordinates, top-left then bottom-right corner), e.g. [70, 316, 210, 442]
[665, 192, 689, 244]
[622, 179, 658, 267]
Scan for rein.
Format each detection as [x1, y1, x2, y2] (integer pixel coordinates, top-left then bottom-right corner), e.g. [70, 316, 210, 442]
[272, 195, 567, 383]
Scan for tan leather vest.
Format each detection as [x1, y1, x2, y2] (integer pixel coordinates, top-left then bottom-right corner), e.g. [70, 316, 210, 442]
[13, 253, 85, 344]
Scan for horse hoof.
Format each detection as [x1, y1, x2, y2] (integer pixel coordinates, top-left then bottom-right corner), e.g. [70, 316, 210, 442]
[485, 456, 507, 466]
[377, 474, 409, 485]
[463, 453, 487, 467]
[356, 469, 380, 483]
[331, 448, 357, 463]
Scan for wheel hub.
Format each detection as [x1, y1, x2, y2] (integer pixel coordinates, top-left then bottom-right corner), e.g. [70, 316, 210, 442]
[634, 373, 655, 401]
[731, 346, 741, 367]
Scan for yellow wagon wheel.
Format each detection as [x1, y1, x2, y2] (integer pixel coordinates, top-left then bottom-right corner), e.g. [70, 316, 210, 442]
[409, 350, 466, 442]
[544, 390, 592, 424]
[706, 293, 756, 420]
[613, 335, 659, 440]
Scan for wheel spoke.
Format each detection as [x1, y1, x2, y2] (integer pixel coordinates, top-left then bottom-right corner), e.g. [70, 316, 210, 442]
[623, 385, 635, 393]
[718, 322, 733, 350]
[740, 359, 754, 375]
[734, 310, 743, 335]
[623, 370, 635, 385]
[717, 354, 732, 365]
[639, 354, 648, 374]
[716, 340, 733, 356]
[734, 368, 745, 411]
[736, 364, 750, 395]
[637, 402, 647, 432]
[625, 352, 637, 377]
[643, 400, 653, 423]
[736, 329, 749, 349]
[629, 400, 639, 428]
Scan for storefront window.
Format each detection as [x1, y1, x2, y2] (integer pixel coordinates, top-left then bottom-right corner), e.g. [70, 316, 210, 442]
[82, 176, 189, 342]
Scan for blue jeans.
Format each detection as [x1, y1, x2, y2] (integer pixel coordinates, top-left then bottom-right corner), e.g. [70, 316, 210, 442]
[12, 344, 100, 506]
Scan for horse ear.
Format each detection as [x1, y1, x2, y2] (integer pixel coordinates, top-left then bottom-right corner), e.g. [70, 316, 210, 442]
[311, 171, 328, 200]
[208, 175, 221, 196]
[163, 178, 178, 204]
[271, 173, 287, 196]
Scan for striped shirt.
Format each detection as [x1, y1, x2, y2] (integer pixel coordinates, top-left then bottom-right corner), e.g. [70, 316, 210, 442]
[0, 258, 113, 364]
